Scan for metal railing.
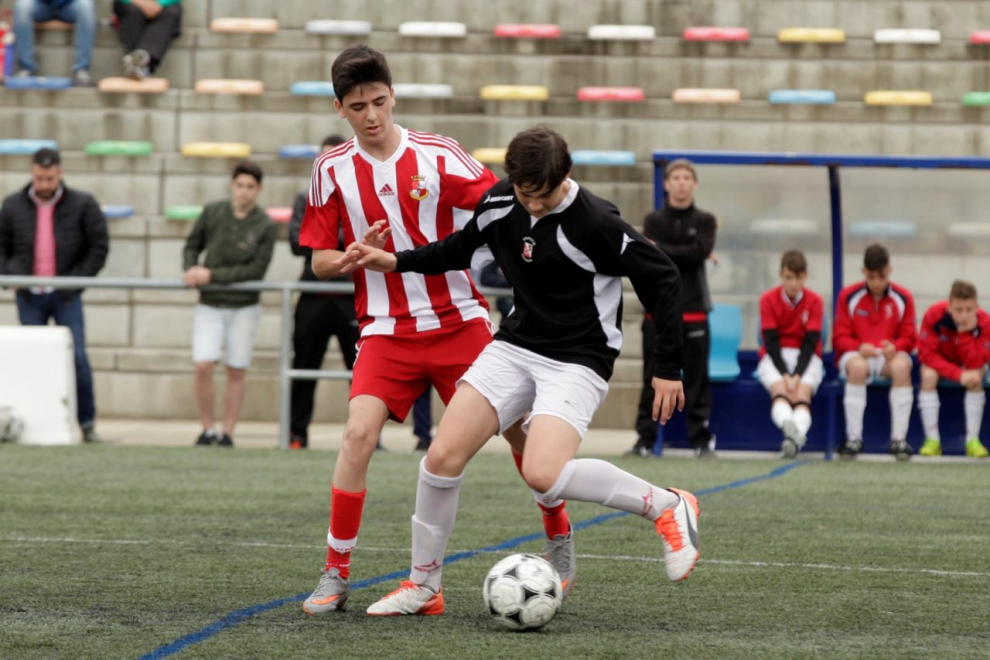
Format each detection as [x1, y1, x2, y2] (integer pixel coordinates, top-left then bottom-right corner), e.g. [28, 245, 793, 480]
[0, 275, 510, 448]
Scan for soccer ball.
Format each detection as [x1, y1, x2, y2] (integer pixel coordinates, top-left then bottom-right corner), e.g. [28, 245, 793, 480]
[482, 553, 562, 631]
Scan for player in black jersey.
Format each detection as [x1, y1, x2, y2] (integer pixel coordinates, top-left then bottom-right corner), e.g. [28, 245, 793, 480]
[336, 126, 702, 616]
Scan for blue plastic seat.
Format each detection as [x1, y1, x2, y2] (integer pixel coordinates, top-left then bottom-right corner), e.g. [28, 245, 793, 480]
[768, 89, 836, 105]
[847, 221, 916, 238]
[101, 205, 134, 219]
[290, 81, 335, 96]
[570, 150, 636, 166]
[279, 144, 320, 159]
[709, 303, 742, 381]
[0, 139, 58, 155]
[3, 76, 72, 90]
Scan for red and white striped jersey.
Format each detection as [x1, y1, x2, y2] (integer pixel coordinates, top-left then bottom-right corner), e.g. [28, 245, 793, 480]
[300, 126, 497, 337]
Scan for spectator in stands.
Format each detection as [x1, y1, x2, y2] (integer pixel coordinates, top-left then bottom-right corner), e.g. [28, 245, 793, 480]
[628, 159, 717, 458]
[834, 244, 916, 460]
[756, 250, 824, 458]
[182, 160, 275, 448]
[12, 0, 97, 86]
[0, 147, 109, 442]
[917, 280, 990, 458]
[112, 0, 183, 80]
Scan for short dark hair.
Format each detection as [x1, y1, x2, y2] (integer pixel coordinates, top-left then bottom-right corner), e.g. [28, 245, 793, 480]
[33, 148, 60, 168]
[331, 45, 392, 102]
[950, 279, 978, 301]
[503, 125, 572, 194]
[780, 250, 807, 274]
[664, 158, 697, 181]
[322, 134, 346, 148]
[863, 243, 889, 272]
[232, 160, 263, 184]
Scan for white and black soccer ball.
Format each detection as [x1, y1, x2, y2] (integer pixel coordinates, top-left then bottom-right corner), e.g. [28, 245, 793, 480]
[482, 553, 562, 631]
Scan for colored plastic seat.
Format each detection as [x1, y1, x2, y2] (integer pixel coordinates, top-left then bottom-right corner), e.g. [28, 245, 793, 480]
[673, 88, 741, 104]
[769, 89, 836, 105]
[848, 221, 917, 238]
[165, 205, 203, 221]
[267, 207, 292, 223]
[480, 85, 549, 101]
[587, 25, 655, 40]
[101, 205, 134, 219]
[290, 81, 334, 96]
[98, 77, 169, 93]
[279, 144, 320, 159]
[35, 20, 72, 30]
[2, 76, 71, 90]
[864, 91, 932, 106]
[971, 31, 990, 45]
[576, 87, 645, 102]
[709, 303, 742, 382]
[84, 141, 153, 157]
[305, 20, 372, 35]
[471, 148, 506, 165]
[493, 24, 560, 39]
[393, 83, 453, 99]
[948, 223, 990, 238]
[962, 92, 990, 106]
[210, 18, 279, 34]
[398, 22, 466, 38]
[682, 26, 750, 42]
[181, 142, 251, 158]
[0, 139, 58, 155]
[570, 150, 636, 166]
[777, 27, 846, 43]
[195, 79, 264, 95]
[874, 29, 940, 44]
[750, 219, 818, 235]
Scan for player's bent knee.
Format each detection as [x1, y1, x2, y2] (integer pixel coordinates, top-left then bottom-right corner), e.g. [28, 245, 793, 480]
[194, 362, 215, 377]
[919, 366, 939, 390]
[341, 421, 378, 457]
[520, 464, 559, 495]
[424, 443, 468, 478]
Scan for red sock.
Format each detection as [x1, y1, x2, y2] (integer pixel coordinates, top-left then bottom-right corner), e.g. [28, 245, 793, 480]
[325, 486, 366, 579]
[510, 451, 571, 539]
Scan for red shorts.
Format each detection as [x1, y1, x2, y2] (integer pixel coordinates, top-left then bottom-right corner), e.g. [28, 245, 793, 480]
[350, 318, 493, 422]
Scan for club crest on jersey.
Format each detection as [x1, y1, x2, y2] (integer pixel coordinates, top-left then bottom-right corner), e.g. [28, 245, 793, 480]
[410, 175, 429, 201]
[521, 237, 536, 262]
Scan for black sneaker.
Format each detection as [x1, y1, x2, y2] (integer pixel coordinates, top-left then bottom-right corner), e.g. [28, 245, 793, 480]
[694, 437, 717, 459]
[195, 430, 217, 447]
[217, 434, 234, 448]
[414, 436, 431, 451]
[624, 442, 651, 458]
[838, 438, 862, 459]
[289, 434, 307, 450]
[81, 426, 102, 444]
[889, 438, 912, 462]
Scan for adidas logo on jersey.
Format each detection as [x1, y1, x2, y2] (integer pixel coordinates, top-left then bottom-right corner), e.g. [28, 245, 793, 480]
[378, 184, 395, 197]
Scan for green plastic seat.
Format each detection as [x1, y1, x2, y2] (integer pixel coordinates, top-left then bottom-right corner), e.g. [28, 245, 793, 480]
[165, 205, 203, 221]
[962, 92, 990, 106]
[84, 141, 154, 156]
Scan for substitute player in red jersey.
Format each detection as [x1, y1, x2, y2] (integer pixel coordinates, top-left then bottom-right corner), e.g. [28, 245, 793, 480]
[917, 280, 990, 458]
[833, 244, 917, 460]
[297, 45, 574, 615]
[756, 250, 824, 458]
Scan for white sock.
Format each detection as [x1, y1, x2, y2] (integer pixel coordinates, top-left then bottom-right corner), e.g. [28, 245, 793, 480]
[536, 458, 679, 522]
[771, 399, 794, 429]
[965, 390, 985, 439]
[889, 387, 913, 441]
[409, 458, 463, 590]
[917, 390, 940, 440]
[843, 384, 867, 441]
[793, 406, 812, 437]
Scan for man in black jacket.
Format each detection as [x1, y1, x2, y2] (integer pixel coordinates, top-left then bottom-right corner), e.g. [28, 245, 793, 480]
[629, 159, 718, 458]
[0, 148, 109, 442]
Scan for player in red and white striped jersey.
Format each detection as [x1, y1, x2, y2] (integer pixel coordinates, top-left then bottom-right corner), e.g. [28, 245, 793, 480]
[297, 45, 574, 616]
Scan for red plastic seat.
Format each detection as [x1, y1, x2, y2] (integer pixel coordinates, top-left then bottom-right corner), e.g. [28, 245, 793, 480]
[576, 87, 645, 102]
[971, 30, 990, 44]
[493, 24, 561, 39]
[267, 207, 292, 223]
[682, 26, 750, 42]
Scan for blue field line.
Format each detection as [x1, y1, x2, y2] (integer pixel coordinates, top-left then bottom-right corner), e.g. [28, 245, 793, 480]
[138, 460, 809, 659]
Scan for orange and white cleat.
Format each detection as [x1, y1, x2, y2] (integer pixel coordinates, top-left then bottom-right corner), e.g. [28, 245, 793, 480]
[655, 488, 700, 582]
[366, 580, 445, 616]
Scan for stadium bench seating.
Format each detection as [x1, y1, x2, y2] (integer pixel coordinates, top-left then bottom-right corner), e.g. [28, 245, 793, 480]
[267, 207, 292, 223]
[279, 144, 320, 159]
[576, 87, 645, 102]
[0, 139, 58, 155]
[290, 81, 334, 96]
[101, 205, 135, 219]
[304, 20, 372, 35]
[570, 150, 636, 166]
[2, 76, 71, 90]
[769, 90, 836, 105]
[393, 83, 454, 99]
[180, 142, 251, 158]
[864, 91, 933, 106]
[471, 148, 507, 164]
[673, 88, 741, 104]
[682, 27, 750, 42]
[971, 31, 990, 44]
[493, 24, 561, 39]
[480, 85, 549, 101]
[210, 18, 279, 34]
[195, 79, 264, 95]
[587, 25, 655, 40]
[750, 219, 818, 235]
[709, 303, 743, 382]
[874, 29, 941, 44]
[164, 205, 203, 221]
[85, 141, 154, 157]
[398, 22, 466, 38]
[777, 27, 846, 43]
[962, 92, 990, 106]
[97, 77, 169, 93]
[847, 221, 917, 237]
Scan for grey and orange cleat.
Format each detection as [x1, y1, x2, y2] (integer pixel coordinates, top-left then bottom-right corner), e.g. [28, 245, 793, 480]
[366, 581, 444, 616]
[655, 488, 700, 582]
[544, 528, 576, 599]
[781, 419, 805, 459]
[302, 568, 349, 614]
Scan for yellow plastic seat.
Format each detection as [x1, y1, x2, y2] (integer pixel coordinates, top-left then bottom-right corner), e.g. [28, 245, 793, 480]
[480, 85, 549, 101]
[471, 148, 507, 165]
[777, 28, 846, 43]
[181, 142, 251, 158]
[864, 91, 932, 106]
[210, 18, 279, 34]
[98, 77, 169, 93]
[194, 79, 264, 95]
[673, 88, 741, 104]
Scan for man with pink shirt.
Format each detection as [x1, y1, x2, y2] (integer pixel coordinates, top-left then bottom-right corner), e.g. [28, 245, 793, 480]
[0, 148, 109, 442]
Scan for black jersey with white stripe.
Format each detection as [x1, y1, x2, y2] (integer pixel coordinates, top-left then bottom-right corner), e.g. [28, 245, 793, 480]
[394, 178, 683, 382]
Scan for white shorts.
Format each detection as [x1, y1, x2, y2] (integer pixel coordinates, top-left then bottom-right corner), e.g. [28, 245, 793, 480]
[837, 350, 910, 384]
[192, 303, 262, 369]
[756, 349, 824, 394]
[459, 340, 609, 438]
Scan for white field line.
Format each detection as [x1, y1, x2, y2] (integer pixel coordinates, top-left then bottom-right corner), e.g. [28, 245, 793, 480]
[4, 536, 989, 578]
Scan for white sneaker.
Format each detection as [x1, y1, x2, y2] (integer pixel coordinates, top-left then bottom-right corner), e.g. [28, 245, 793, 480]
[781, 420, 805, 459]
[366, 580, 444, 616]
[655, 488, 700, 582]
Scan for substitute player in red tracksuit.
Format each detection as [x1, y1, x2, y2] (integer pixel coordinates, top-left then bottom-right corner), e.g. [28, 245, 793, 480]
[833, 244, 916, 459]
[916, 280, 990, 458]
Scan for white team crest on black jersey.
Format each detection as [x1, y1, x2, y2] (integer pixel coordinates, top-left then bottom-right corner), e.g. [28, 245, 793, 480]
[521, 237, 536, 262]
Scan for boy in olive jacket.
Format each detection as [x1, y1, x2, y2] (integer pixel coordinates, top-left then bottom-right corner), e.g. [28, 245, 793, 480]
[182, 161, 275, 447]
